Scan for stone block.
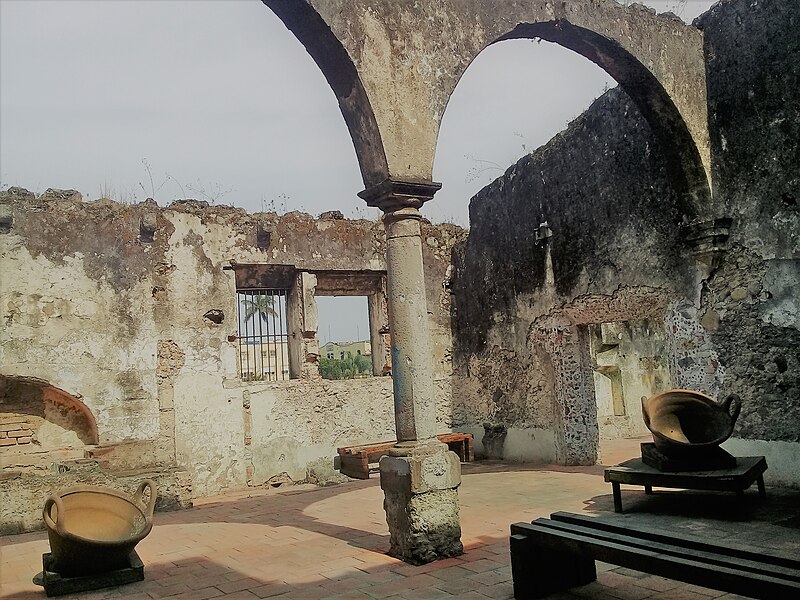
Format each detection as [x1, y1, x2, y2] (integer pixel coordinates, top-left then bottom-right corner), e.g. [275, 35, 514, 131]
[299, 272, 318, 333]
[139, 212, 158, 242]
[379, 446, 461, 495]
[730, 287, 749, 301]
[8, 429, 33, 438]
[382, 484, 463, 564]
[158, 409, 176, 438]
[379, 444, 463, 564]
[158, 385, 174, 410]
[304, 338, 320, 358]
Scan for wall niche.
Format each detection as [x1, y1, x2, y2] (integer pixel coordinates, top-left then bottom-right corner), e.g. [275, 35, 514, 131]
[0, 375, 98, 472]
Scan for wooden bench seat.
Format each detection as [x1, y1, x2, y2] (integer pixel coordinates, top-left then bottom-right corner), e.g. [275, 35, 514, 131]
[510, 511, 800, 599]
[337, 433, 474, 479]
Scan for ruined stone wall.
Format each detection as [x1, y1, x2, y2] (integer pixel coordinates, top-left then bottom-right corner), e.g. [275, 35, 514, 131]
[590, 319, 671, 441]
[451, 85, 696, 465]
[451, 0, 799, 483]
[0, 190, 465, 531]
[695, 0, 800, 474]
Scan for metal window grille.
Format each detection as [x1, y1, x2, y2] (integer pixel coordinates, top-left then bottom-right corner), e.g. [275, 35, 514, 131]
[236, 288, 289, 381]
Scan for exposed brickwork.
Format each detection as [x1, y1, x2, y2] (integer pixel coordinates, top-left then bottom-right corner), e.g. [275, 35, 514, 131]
[156, 340, 186, 382]
[0, 418, 35, 446]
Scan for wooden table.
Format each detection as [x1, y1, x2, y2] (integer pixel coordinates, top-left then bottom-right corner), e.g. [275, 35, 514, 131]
[604, 456, 767, 513]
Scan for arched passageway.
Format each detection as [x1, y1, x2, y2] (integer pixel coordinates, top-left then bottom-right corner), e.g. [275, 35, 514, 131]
[263, 0, 710, 215]
[262, 0, 715, 564]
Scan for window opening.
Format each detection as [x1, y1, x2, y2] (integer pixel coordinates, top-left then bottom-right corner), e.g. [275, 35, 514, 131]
[589, 322, 627, 417]
[236, 288, 290, 381]
[317, 295, 373, 380]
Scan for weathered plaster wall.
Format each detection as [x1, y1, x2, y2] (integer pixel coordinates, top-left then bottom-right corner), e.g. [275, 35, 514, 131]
[451, 0, 799, 483]
[0, 190, 465, 530]
[1, 193, 161, 445]
[590, 319, 671, 441]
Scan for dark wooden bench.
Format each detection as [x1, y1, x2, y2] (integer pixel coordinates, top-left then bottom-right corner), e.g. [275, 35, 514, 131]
[510, 511, 800, 599]
[337, 433, 474, 479]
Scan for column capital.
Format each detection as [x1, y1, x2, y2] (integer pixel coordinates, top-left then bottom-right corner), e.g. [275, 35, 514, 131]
[358, 178, 442, 213]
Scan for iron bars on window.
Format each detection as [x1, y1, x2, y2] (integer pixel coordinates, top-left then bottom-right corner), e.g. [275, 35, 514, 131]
[236, 288, 289, 381]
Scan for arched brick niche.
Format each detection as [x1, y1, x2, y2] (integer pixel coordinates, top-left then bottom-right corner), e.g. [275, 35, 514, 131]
[0, 375, 98, 468]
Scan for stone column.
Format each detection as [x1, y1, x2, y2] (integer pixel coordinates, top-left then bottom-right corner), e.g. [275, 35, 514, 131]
[359, 179, 463, 564]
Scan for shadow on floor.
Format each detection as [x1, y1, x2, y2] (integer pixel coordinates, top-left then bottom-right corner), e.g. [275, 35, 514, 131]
[15, 533, 515, 600]
[583, 483, 800, 522]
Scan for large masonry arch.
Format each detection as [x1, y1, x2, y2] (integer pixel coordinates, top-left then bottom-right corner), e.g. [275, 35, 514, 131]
[261, 0, 715, 562]
[263, 0, 711, 215]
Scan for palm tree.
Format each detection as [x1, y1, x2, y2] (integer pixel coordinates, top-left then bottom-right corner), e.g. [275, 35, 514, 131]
[241, 293, 276, 327]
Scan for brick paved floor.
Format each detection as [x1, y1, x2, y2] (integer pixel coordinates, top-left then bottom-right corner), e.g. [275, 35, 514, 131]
[1, 438, 797, 600]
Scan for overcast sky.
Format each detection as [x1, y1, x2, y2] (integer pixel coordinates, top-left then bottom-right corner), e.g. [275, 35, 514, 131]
[0, 0, 716, 344]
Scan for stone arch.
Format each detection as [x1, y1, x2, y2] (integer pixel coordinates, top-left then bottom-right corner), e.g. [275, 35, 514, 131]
[470, 20, 710, 217]
[0, 375, 99, 449]
[263, 0, 711, 216]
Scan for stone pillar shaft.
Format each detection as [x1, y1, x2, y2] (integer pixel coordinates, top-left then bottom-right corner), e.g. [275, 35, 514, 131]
[384, 207, 437, 443]
[359, 178, 463, 565]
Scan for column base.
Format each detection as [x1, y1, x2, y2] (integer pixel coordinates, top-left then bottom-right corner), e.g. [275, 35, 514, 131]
[379, 442, 464, 564]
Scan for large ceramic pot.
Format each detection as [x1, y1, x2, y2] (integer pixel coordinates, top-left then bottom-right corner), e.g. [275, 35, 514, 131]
[642, 390, 740, 459]
[43, 481, 156, 577]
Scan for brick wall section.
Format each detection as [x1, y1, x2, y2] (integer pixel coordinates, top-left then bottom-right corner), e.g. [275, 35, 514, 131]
[0, 418, 34, 446]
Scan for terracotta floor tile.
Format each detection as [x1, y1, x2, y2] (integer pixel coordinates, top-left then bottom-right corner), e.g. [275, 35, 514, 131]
[4, 439, 797, 600]
[460, 559, 505, 574]
[171, 587, 225, 600]
[321, 592, 374, 600]
[251, 583, 293, 598]
[649, 590, 718, 600]
[466, 569, 508, 587]
[473, 581, 513, 599]
[603, 582, 658, 600]
[428, 565, 475, 582]
[633, 576, 683, 593]
[432, 577, 480, 595]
